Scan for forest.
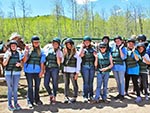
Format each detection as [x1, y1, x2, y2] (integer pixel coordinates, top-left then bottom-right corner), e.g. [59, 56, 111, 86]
[0, 0, 150, 46]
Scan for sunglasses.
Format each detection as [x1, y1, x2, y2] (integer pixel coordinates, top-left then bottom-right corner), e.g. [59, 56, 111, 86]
[100, 47, 106, 49]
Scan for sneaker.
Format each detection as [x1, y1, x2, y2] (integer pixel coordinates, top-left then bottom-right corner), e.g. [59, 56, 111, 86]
[35, 100, 43, 105]
[70, 97, 76, 103]
[135, 96, 142, 103]
[83, 98, 88, 103]
[52, 97, 56, 105]
[90, 100, 99, 104]
[15, 103, 21, 110]
[28, 103, 33, 108]
[49, 95, 53, 104]
[102, 99, 110, 104]
[8, 105, 15, 111]
[145, 95, 149, 101]
[120, 95, 124, 101]
[64, 97, 69, 103]
[114, 94, 121, 100]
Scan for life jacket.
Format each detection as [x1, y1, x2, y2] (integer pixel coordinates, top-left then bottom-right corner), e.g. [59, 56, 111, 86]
[126, 50, 137, 68]
[64, 54, 77, 67]
[138, 52, 147, 73]
[5, 51, 21, 71]
[45, 49, 58, 68]
[82, 47, 95, 66]
[111, 47, 123, 65]
[27, 49, 41, 66]
[98, 51, 110, 72]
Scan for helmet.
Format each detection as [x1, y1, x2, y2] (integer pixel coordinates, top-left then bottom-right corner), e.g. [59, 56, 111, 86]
[137, 34, 147, 42]
[114, 35, 122, 41]
[127, 38, 136, 43]
[31, 36, 40, 42]
[52, 37, 61, 44]
[65, 38, 74, 45]
[9, 40, 18, 46]
[83, 36, 92, 42]
[136, 42, 146, 48]
[99, 42, 107, 48]
[9, 32, 21, 40]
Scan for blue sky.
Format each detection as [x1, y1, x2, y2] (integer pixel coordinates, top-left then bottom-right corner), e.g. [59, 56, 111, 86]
[0, 0, 150, 18]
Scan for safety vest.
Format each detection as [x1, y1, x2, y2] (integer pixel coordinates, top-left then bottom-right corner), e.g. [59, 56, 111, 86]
[45, 49, 58, 68]
[82, 47, 95, 66]
[64, 54, 77, 67]
[98, 51, 110, 72]
[6, 51, 21, 71]
[27, 49, 41, 66]
[111, 47, 123, 65]
[138, 59, 147, 73]
[126, 50, 137, 68]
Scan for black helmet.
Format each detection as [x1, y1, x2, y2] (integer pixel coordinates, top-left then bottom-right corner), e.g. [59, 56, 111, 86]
[114, 35, 122, 41]
[31, 36, 40, 42]
[65, 38, 74, 45]
[83, 36, 92, 42]
[137, 34, 147, 42]
[127, 38, 136, 43]
[52, 37, 61, 44]
[99, 42, 107, 48]
[9, 40, 18, 46]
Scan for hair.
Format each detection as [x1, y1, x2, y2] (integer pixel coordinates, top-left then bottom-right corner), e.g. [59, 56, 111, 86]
[30, 44, 41, 57]
[64, 44, 76, 58]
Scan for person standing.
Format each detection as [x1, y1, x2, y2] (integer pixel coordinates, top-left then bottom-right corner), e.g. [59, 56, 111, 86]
[79, 36, 97, 102]
[137, 42, 150, 101]
[125, 38, 142, 103]
[63, 38, 81, 103]
[23, 36, 45, 108]
[92, 42, 113, 103]
[44, 37, 63, 104]
[3, 40, 23, 111]
[111, 36, 127, 100]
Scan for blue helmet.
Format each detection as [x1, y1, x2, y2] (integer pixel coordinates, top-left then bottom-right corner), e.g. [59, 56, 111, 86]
[83, 36, 92, 42]
[52, 37, 61, 44]
[31, 36, 40, 42]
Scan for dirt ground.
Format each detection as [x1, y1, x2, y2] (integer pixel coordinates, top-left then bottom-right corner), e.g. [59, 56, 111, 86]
[0, 75, 150, 113]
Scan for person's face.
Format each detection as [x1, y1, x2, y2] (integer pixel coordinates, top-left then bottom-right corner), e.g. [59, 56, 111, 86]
[83, 40, 91, 47]
[103, 38, 109, 44]
[127, 42, 135, 49]
[99, 47, 107, 53]
[137, 46, 145, 53]
[115, 39, 122, 46]
[32, 40, 40, 48]
[53, 42, 59, 49]
[10, 44, 17, 51]
[66, 43, 72, 49]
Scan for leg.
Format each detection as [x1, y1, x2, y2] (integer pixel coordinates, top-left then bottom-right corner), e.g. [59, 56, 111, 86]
[118, 71, 125, 96]
[70, 73, 78, 98]
[63, 73, 70, 97]
[89, 66, 95, 98]
[125, 73, 130, 94]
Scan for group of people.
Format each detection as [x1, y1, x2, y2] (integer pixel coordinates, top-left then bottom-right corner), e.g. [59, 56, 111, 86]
[2, 33, 150, 111]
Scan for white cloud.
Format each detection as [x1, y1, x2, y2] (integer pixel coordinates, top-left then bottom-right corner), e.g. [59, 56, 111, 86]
[75, 0, 97, 5]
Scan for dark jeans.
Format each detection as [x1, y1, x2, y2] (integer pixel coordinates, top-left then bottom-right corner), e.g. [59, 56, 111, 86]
[125, 74, 140, 96]
[81, 65, 95, 98]
[140, 73, 148, 95]
[26, 73, 41, 104]
[63, 72, 78, 97]
[44, 67, 59, 97]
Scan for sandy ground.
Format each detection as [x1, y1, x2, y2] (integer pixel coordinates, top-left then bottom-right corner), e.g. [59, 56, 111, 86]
[0, 75, 150, 113]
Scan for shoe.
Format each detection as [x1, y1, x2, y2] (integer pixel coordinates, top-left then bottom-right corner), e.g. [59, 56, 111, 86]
[70, 97, 76, 103]
[135, 96, 142, 103]
[49, 95, 53, 104]
[145, 95, 149, 101]
[35, 100, 43, 105]
[114, 94, 121, 100]
[52, 97, 56, 105]
[8, 105, 15, 111]
[102, 99, 110, 104]
[90, 100, 99, 104]
[120, 95, 124, 101]
[28, 103, 33, 108]
[64, 97, 69, 103]
[83, 98, 88, 103]
[15, 103, 21, 110]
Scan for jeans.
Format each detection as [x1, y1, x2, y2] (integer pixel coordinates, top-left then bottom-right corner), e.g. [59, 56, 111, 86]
[63, 72, 78, 97]
[113, 71, 125, 96]
[44, 67, 59, 97]
[140, 73, 148, 95]
[94, 72, 110, 100]
[81, 65, 95, 98]
[26, 73, 41, 104]
[5, 73, 20, 106]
